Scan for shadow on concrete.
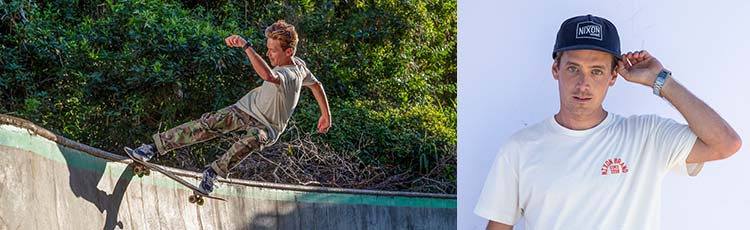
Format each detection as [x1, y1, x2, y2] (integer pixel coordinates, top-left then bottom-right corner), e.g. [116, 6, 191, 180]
[59, 145, 134, 230]
[245, 200, 297, 230]
[244, 195, 457, 230]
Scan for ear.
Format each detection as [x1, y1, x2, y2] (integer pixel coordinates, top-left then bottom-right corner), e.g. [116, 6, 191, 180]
[552, 61, 560, 80]
[284, 48, 294, 57]
[609, 68, 618, 86]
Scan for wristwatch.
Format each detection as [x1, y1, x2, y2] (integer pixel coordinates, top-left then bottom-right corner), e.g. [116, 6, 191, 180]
[243, 41, 252, 50]
[652, 68, 671, 97]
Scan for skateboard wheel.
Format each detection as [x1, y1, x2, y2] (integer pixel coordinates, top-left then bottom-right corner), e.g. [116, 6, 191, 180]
[189, 195, 197, 203]
[133, 167, 144, 177]
[144, 169, 151, 176]
[197, 197, 205, 206]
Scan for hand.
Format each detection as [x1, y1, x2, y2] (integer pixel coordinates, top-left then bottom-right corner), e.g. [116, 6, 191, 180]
[616, 50, 664, 86]
[317, 115, 331, 134]
[224, 35, 248, 48]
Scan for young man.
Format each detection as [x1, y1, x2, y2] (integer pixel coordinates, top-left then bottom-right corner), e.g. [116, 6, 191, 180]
[475, 15, 741, 229]
[127, 20, 332, 194]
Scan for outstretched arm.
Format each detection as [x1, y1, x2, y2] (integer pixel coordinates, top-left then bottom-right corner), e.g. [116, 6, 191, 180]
[308, 82, 331, 133]
[617, 50, 742, 163]
[225, 35, 280, 84]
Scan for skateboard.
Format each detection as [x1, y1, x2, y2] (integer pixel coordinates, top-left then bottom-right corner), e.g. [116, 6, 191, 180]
[124, 147, 226, 205]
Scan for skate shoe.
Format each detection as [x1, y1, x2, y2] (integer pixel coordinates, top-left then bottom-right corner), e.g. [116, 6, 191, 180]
[198, 167, 218, 194]
[129, 144, 156, 162]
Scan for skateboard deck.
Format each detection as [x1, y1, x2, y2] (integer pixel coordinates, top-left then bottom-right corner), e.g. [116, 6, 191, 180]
[124, 147, 226, 205]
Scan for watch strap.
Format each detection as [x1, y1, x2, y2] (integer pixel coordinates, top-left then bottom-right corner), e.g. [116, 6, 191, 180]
[652, 68, 670, 97]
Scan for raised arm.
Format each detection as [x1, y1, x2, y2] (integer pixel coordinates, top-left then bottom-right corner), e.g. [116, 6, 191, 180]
[617, 50, 742, 163]
[307, 82, 331, 133]
[225, 35, 279, 84]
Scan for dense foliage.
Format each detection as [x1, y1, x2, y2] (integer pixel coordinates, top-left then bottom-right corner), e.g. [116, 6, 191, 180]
[1, 0, 456, 193]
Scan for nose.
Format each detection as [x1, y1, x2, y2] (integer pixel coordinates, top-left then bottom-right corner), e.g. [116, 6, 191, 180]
[575, 72, 591, 89]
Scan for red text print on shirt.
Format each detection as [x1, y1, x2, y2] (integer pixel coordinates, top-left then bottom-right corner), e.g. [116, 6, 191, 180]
[601, 158, 629, 175]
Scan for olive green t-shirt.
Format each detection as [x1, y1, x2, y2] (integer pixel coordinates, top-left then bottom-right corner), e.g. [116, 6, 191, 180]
[235, 57, 319, 143]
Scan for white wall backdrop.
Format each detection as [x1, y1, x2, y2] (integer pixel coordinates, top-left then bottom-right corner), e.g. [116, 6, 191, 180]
[458, 0, 750, 229]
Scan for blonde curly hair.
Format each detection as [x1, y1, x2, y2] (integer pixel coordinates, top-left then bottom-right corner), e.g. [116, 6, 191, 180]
[265, 20, 299, 52]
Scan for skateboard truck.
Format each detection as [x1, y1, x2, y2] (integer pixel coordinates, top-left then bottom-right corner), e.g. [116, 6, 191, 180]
[189, 192, 206, 206]
[132, 164, 151, 177]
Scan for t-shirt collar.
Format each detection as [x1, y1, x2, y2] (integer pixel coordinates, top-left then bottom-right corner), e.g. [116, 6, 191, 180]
[547, 112, 614, 137]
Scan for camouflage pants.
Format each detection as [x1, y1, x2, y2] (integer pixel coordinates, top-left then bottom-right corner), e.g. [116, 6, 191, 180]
[152, 105, 269, 177]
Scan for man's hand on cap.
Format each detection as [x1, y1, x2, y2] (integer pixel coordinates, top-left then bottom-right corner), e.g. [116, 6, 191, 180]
[617, 50, 664, 87]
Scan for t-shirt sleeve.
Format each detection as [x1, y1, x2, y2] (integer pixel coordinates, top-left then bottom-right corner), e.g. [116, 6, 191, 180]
[649, 115, 702, 176]
[293, 57, 319, 87]
[302, 71, 319, 87]
[272, 67, 297, 94]
[272, 68, 288, 85]
[474, 143, 522, 226]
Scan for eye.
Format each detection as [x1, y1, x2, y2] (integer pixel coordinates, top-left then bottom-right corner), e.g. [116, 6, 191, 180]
[566, 66, 578, 73]
[592, 69, 603, 75]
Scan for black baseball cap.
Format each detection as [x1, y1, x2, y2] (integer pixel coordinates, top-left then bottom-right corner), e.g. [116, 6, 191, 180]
[553, 14, 621, 60]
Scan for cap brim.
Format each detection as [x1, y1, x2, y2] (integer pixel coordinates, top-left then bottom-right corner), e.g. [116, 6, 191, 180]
[553, 45, 621, 60]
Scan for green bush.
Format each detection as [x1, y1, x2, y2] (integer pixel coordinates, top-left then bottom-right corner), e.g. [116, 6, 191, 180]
[1, 0, 456, 194]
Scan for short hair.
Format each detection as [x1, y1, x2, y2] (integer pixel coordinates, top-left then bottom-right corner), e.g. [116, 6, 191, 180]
[265, 20, 299, 52]
[554, 51, 618, 70]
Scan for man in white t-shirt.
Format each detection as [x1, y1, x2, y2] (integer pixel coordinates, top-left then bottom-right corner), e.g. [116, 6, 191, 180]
[475, 14, 741, 229]
[126, 20, 332, 195]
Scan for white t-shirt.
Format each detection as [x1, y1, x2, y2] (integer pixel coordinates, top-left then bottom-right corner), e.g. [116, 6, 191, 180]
[235, 57, 319, 143]
[474, 113, 702, 229]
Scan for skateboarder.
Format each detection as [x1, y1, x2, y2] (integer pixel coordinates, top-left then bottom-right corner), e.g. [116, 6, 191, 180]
[127, 20, 332, 195]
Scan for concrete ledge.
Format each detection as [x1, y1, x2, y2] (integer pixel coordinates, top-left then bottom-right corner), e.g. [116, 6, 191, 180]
[0, 114, 456, 229]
